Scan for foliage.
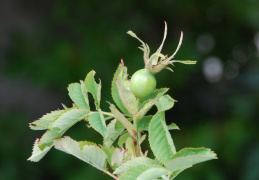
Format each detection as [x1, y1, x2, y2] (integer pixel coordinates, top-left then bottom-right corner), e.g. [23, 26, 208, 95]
[28, 23, 217, 179]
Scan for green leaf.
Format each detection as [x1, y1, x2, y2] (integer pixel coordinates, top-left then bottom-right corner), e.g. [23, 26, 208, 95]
[137, 115, 152, 131]
[137, 116, 179, 132]
[135, 88, 168, 121]
[29, 110, 65, 130]
[155, 95, 175, 112]
[111, 64, 130, 115]
[113, 157, 155, 175]
[118, 131, 131, 147]
[79, 141, 96, 149]
[104, 119, 124, 147]
[27, 138, 52, 162]
[54, 136, 107, 172]
[68, 82, 90, 109]
[168, 123, 179, 130]
[119, 164, 168, 180]
[167, 148, 217, 172]
[101, 146, 116, 169]
[139, 88, 169, 105]
[51, 108, 90, 133]
[149, 112, 176, 165]
[84, 70, 101, 110]
[38, 108, 90, 150]
[111, 148, 131, 169]
[116, 79, 138, 116]
[109, 104, 136, 138]
[125, 137, 135, 157]
[170, 167, 190, 180]
[88, 110, 107, 137]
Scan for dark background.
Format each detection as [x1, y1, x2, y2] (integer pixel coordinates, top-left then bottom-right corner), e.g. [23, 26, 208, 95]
[1, 0, 259, 179]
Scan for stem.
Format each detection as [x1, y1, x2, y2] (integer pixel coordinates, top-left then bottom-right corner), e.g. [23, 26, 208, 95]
[102, 111, 116, 117]
[133, 138, 140, 157]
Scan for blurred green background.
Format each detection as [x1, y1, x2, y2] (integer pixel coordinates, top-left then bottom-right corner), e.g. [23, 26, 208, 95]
[1, 0, 259, 179]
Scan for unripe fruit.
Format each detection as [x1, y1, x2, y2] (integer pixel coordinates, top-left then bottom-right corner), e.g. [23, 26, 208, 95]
[130, 69, 156, 98]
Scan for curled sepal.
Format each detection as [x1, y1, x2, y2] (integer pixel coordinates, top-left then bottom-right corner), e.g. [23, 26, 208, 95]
[53, 136, 108, 174]
[119, 164, 169, 180]
[27, 138, 52, 162]
[128, 22, 196, 74]
[127, 31, 150, 65]
[84, 70, 101, 110]
[167, 148, 217, 172]
[149, 112, 176, 165]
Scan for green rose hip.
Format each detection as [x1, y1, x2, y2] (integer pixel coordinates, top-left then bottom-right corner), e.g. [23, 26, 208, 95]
[130, 68, 156, 98]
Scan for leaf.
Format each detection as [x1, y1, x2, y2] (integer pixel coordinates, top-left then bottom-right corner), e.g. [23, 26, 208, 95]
[137, 115, 152, 131]
[113, 157, 155, 174]
[111, 64, 130, 115]
[149, 112, 176, 165]
[27, 138, 52, 162]
[168, 123, 179, 130]
[104, 119, 125, 147]
[68, 82, 90, 109]
[139, 88, 169, 105]
[111, 148, 131, 169]
[116, 79, 138, 116]
[155, 95, 175, 112]
[29, 110, 65, 130]
[138, 116, 178, 132]
[84, 70, 101, 110]
[109, 104, 136, 138]
[119, 164, 168, 180]
[125, 137, 135, 157]
[38, 108, 90, 150]
[170, 167, 191, 180]
[88, 110, 107, 137]
[51, 108, 90, 133]
[102, 146, 116, 169]
[54, 136, 107, 172]
[135, 88, 168, 121]
[167, 148, 217, 172]
[118, 131, 131, 148]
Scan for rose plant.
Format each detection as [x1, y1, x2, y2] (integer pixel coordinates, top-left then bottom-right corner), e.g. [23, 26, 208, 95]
[28, 22, 217, 180]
